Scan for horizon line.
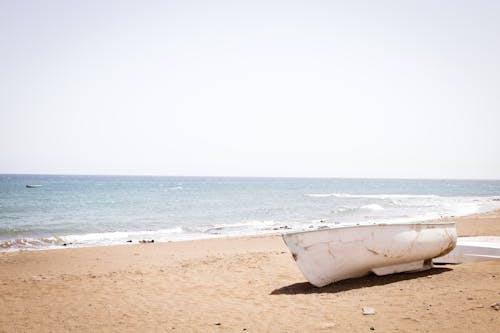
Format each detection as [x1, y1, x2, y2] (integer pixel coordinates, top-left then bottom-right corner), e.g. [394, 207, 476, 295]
[1, 172, 499, 182]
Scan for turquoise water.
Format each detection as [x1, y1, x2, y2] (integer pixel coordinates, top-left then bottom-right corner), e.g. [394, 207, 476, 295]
[1, 175, 500, 251]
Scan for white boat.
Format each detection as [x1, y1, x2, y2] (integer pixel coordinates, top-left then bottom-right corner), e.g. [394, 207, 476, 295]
[433, 236, 500, 264]
[282, 222, 457, 287]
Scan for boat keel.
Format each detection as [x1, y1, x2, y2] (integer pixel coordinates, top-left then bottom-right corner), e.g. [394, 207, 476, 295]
[371, 259, 432, 276]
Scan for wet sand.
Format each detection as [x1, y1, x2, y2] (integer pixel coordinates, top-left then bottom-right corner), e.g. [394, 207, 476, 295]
[1, 211, 499, 332]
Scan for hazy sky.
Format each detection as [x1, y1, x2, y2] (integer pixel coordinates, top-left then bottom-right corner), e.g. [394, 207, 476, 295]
[1, 0, 499, 179]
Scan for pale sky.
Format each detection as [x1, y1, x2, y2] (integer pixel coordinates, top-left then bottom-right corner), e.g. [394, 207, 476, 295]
[1, 0, 499, 179]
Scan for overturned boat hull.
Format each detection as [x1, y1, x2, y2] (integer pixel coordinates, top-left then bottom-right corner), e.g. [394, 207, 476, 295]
[283, 222, 457, 287]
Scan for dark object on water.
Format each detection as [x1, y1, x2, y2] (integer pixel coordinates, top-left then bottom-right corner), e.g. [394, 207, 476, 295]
[139, 239, 154, 243]
[126, 240, 132, 243]
[26, 184, 42, 188]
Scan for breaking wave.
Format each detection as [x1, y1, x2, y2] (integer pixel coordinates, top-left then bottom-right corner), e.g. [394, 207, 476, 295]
[305, 193, 440, 199]
[0, 237, 66, 251]
[331, 204, 385, 214]
[360, 204, 385, 211]
[0, 220, 288, 251]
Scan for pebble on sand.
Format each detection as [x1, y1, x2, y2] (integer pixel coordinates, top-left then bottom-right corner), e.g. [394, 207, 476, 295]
[362, 307, 376, 315]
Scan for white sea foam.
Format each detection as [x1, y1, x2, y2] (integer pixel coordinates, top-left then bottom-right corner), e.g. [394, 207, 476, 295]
[331, 207, 354, 214]
[330, 204, 386, 214]
[15, 220, 284, 250]
[0, 236, 65, 251]
[305, 193, 336, 198]
[360, 204, 385, 211]
[181, 220, 278, 234]
[306, 193, 440, 199]
[63, 227, 184, 244]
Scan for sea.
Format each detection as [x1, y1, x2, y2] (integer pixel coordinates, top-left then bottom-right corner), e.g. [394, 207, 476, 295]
[1, 174, 500, 252]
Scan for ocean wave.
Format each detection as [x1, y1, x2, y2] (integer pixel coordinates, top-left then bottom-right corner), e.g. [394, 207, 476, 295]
[360, 204, 385, 211]
[158, 184, 183, 190]
[181, 220, 277, 234]
[305, 193, 336, 198]
[0, 226, 28, 236]
[306, 193, 440, 199]
[0, 237, 65, 250]
[330, 204, 385, 215]
[331, 207, 356, 214]
[0, 220, 284, 251]
[2, 196, 499, 252]
[63, 227, 184, 243]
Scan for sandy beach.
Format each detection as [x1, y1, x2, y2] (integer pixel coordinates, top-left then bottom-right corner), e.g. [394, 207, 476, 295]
[1, 211, 499, 332]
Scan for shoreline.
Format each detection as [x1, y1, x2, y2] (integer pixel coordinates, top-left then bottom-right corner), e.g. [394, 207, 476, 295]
[3, 208, 500, 254]
[1, 210, 499, 332]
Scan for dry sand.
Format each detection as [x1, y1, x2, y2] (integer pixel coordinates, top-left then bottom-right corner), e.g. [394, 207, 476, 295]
[1, 211, 499, 332]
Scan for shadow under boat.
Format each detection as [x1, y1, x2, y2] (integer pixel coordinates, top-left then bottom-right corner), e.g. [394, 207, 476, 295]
[270, 267, 452, 295]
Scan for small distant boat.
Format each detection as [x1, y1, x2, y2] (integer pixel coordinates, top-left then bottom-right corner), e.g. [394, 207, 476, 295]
[25, 184, 42, 188]
[282, 222, 457, 287]
[433, 236, 500, 264]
